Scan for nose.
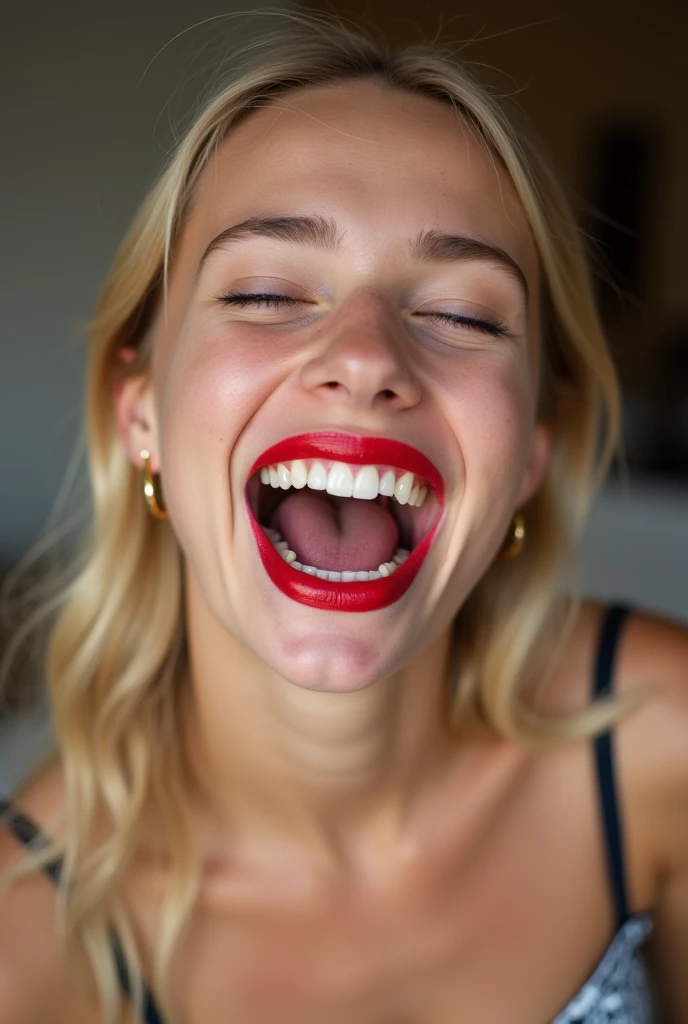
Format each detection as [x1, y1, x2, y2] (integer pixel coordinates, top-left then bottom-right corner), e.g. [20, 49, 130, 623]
[299, 295, 422, 412]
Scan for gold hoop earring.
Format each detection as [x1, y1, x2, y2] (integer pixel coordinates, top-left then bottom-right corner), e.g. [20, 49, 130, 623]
[499, 512, 525, 560]
[140, 449, 168, 520]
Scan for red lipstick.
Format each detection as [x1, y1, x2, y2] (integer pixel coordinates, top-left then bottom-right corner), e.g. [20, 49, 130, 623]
[245, 432, 444, 612]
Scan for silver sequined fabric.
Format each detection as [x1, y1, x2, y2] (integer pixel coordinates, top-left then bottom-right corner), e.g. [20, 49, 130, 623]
[552, 915, 654, 1024]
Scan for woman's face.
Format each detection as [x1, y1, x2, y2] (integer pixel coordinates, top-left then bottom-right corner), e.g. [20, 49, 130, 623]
[122, 79, 549, 692]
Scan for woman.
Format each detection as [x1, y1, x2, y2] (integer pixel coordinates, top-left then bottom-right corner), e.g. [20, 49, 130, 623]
[0, 14, 686, 1024]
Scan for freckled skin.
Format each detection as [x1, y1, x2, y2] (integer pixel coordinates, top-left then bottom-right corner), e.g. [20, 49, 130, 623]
[139, 80, 547, 694]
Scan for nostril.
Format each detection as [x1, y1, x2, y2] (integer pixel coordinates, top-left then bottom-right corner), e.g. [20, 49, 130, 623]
[381, 389, 395, 399]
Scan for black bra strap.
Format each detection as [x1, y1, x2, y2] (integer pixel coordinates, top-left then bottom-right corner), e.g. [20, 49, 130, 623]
[0, 798, 64, 886]
[592, 604, 633, 930]
[112, 937, 164, 1024]
[0, 798, 164, 1024]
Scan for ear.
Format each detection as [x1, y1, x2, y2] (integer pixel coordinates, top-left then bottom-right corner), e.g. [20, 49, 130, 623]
[515, 420, 554, 508]
[113, 353, 160, 471]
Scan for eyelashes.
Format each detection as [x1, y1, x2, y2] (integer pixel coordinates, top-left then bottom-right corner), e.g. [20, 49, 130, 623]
[219, 292, 302, 309]
[217, 292, 510, 338]
[420, 311, 509, 338]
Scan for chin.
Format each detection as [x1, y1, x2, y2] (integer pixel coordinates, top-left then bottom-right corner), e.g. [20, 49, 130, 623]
[260, 627, 400, 693]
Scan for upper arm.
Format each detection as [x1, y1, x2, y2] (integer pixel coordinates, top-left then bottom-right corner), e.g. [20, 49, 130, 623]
[0, 828, 53, 1023]
[619, 612, 688, 1022]
[0, 810, 98, 1023]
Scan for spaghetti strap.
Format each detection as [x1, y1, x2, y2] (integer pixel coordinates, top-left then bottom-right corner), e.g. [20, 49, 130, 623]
[0, 798, 64, 886]
[0, 798, 165, 1024]
[112, 937, 165, 1024]
[592, 604, 633, 931]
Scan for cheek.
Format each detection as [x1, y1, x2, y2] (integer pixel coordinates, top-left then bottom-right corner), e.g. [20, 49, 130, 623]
[154, 325, 285, 549]
[438, 353, 536, 494]
[166, 326, 283, 430]
[430, 354, 537, 595]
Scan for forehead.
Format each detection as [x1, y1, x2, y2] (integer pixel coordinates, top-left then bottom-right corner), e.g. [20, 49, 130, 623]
[186, 79, 539, 285]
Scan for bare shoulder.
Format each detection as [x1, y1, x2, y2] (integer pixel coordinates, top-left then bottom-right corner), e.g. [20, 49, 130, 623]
[543, 600, 688, 1018]
[568, 601, 688, 833]
[545, 599, 688, 750]
[616, 604, 688, 700]
[0, 762, 96, 1022]
[611, 607, 688, 1021]
[0, 825, 56, 1022]
[612, 605, 688, 814]
[538, 600, 688, 876]
[613, 606, 688, 880]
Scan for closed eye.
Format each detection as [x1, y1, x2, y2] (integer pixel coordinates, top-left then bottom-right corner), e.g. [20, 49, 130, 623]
[217, 292, 509, 338]
[218, 292, 304, 309]
[419, 312, 509, 337]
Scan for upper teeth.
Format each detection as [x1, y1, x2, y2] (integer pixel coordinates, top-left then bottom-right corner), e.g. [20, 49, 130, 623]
[258, 460, 428, 507]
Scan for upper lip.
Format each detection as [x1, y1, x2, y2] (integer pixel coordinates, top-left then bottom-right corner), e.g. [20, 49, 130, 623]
[248, 431, 445, 500]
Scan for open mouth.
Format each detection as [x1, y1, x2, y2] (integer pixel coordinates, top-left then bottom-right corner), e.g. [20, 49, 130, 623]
[244, 432, 444, 612]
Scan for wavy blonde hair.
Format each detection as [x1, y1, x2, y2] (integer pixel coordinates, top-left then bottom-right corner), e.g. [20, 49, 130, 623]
[1, 11, 640, 1023]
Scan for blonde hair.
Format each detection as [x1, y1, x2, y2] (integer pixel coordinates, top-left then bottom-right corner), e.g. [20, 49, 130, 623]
[1, 12, 639, 1022]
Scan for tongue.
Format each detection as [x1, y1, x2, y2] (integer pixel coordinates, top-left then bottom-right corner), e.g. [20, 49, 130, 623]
[270, 490, 399, 572]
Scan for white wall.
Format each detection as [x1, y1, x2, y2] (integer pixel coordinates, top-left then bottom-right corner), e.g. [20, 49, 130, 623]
[1, 0, 292, 564]
[580, 477, 687, 624]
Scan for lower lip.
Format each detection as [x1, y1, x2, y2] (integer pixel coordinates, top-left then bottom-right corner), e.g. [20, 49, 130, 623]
[246, 501, 439, 612]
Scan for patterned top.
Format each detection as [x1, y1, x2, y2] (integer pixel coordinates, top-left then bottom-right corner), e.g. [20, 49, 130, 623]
[552, 913, 653, 1023]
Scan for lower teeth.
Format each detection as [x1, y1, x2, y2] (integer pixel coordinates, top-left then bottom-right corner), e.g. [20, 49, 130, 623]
[263, 527, 410, 581]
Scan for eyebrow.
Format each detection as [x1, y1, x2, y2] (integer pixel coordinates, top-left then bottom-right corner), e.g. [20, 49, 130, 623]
[199, 215, 341, 268]
[411, 228, 528, 300]
[199, 214, 528, 299]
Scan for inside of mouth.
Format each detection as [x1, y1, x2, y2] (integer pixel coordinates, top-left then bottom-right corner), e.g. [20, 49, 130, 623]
[270, 489, 400, 571]
[249, 468, 434, 574]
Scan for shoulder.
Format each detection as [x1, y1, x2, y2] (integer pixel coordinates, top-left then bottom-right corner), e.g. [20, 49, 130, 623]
[566, 603, 688, 865]
[0, 826, 55, 1021]
[612, 607, 688, 873]
[530, 599, 688, 719]
[534, 600, 688, 894]
[540, 599, 688, 751]
[615, 604, 688, 703]
[613, 613, 688, 1024]
[0, 764, 98, 1022]
[577, 603, 688, 897]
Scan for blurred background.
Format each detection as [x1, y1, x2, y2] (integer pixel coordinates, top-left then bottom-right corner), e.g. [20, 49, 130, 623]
[1, 0, 686, 784]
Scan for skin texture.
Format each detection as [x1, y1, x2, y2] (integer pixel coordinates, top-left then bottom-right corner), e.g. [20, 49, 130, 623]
[0, 80, 686, 1023]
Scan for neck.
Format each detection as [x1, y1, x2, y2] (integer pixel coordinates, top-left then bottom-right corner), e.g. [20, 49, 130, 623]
[180, 573, 457, 869]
